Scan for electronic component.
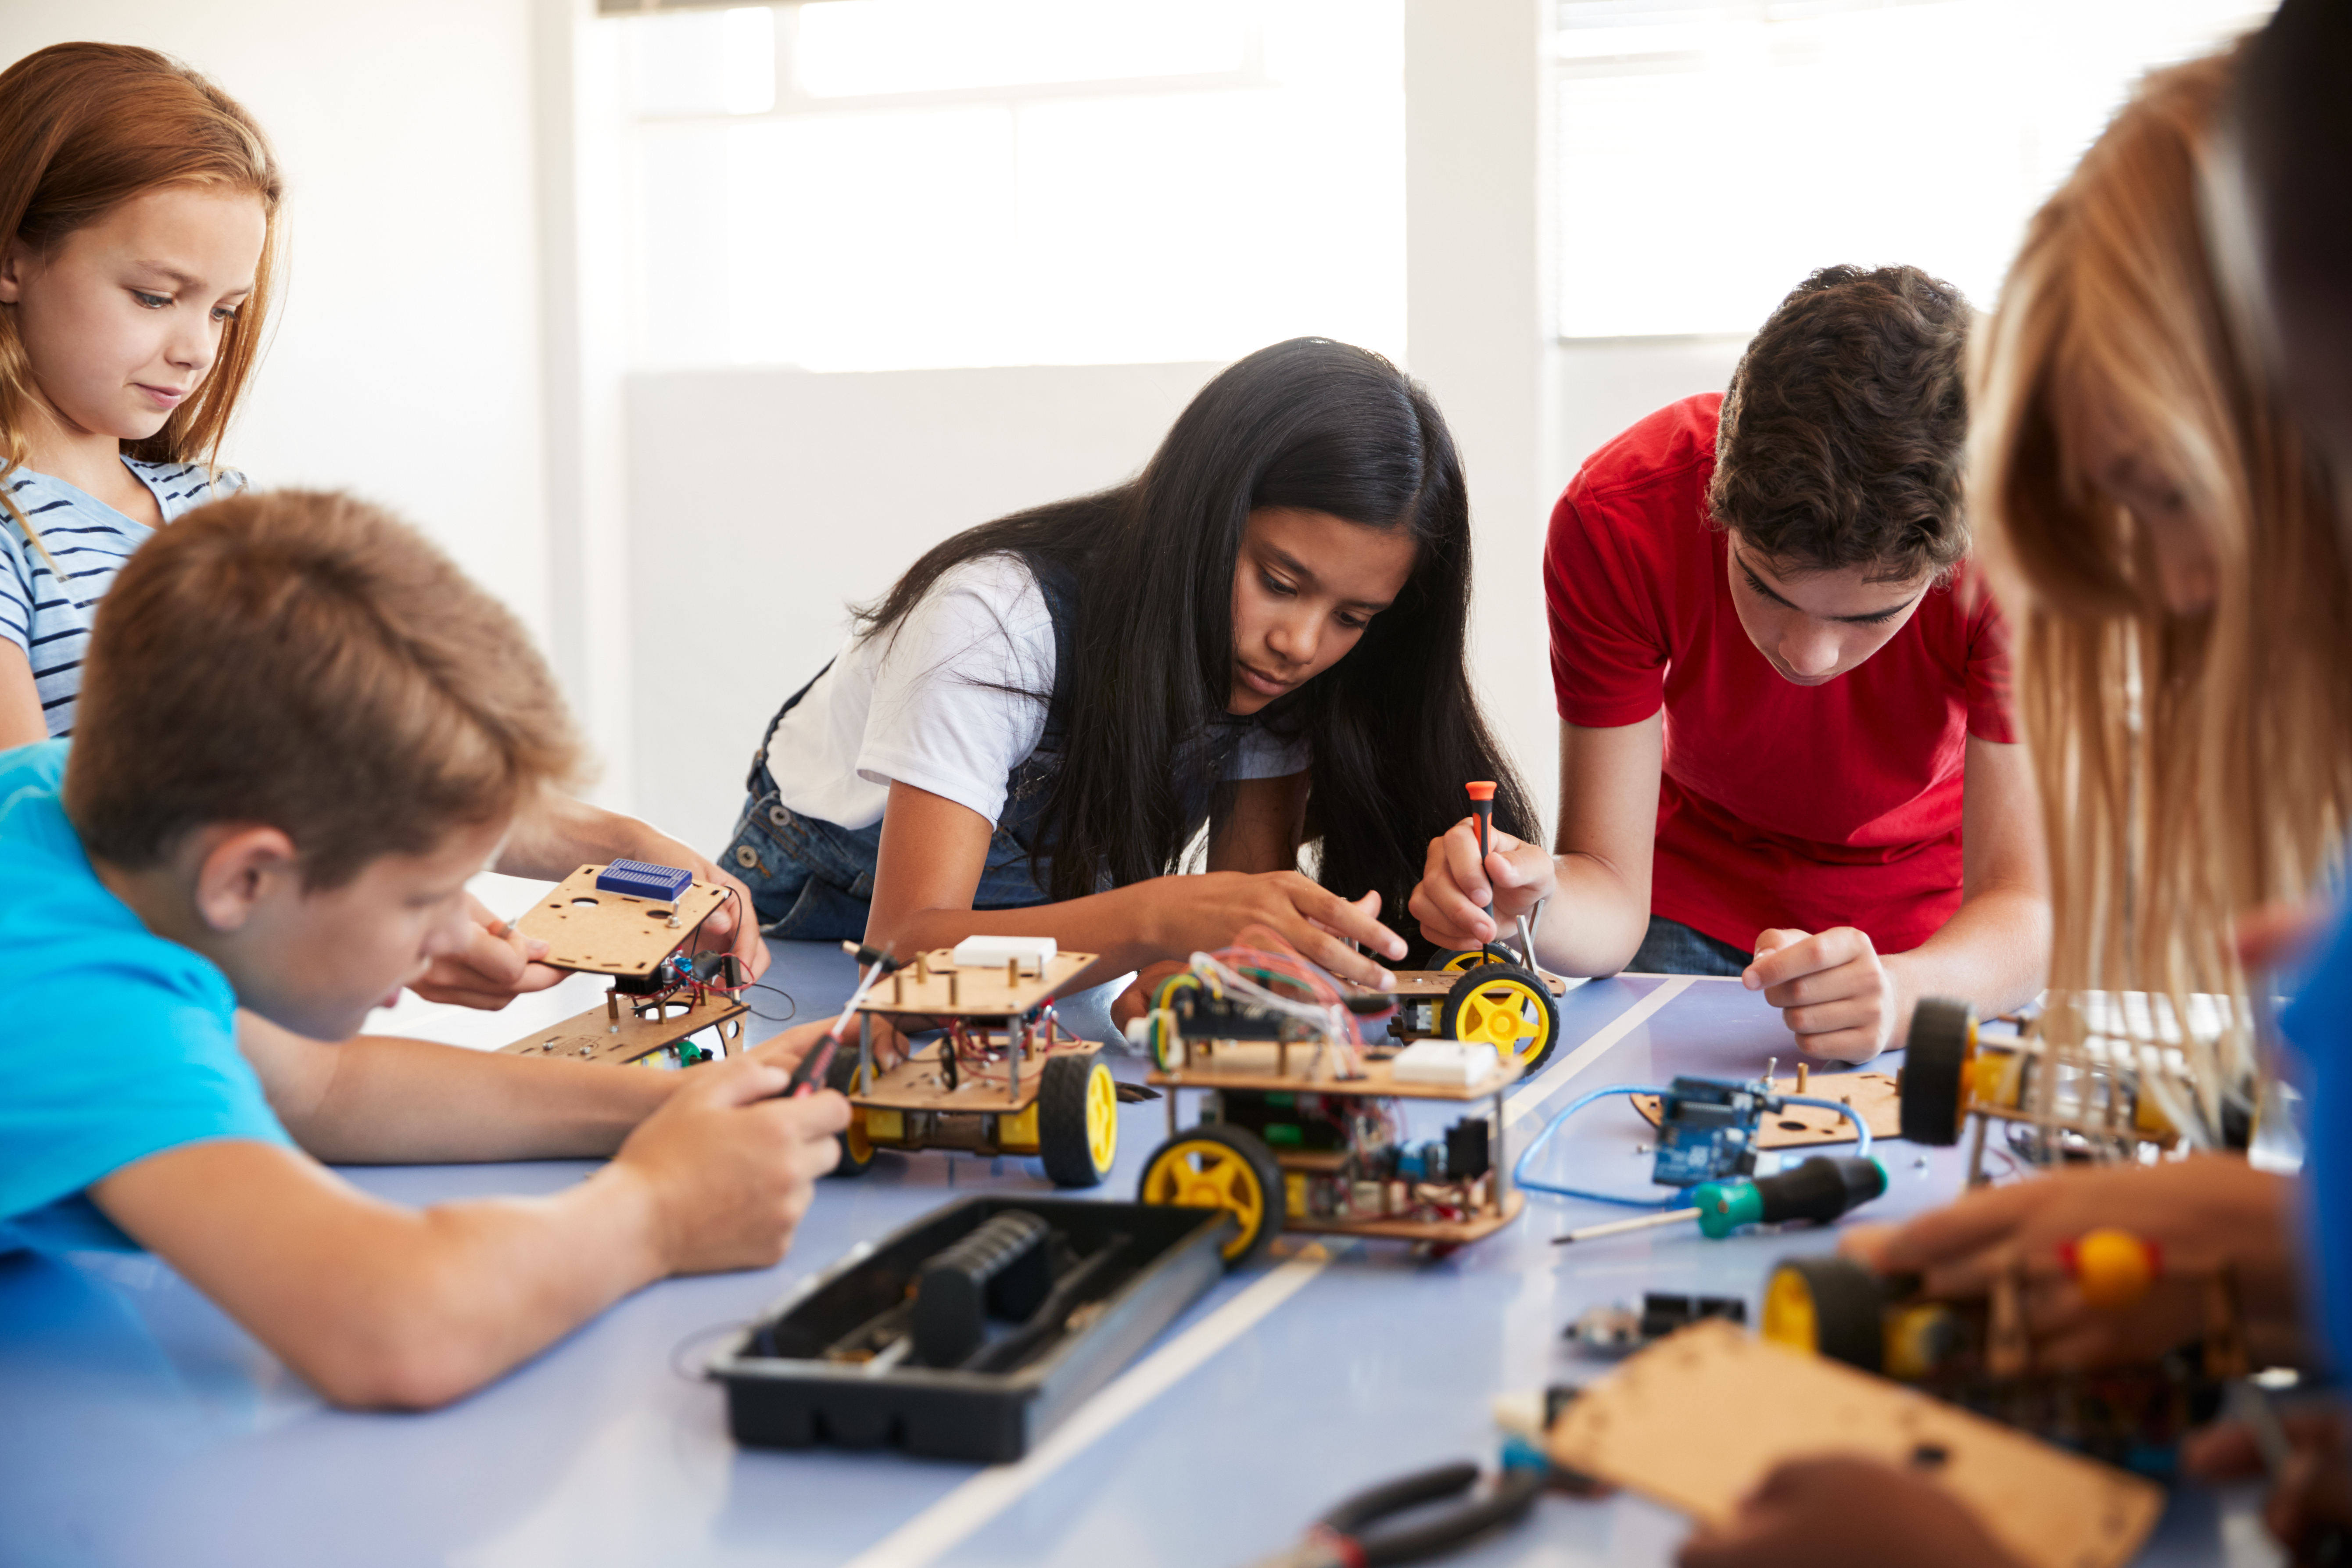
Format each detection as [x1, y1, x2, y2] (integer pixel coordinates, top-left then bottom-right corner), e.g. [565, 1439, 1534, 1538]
[1648, 1075, 1772, 1187]
[949, 934, 1058, 972]
[1391, 1039, 1504, 1086]
[1565, 1292, 1747, 1356]
[594, 857, 694, 902]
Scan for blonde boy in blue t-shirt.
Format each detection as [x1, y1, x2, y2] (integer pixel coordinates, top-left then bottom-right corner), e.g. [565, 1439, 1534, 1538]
[0, 489, 846, 1408]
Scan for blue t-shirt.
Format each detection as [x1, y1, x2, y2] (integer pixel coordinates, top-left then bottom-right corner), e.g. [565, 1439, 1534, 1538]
[0, 458, 244, 737]
[2283, 901, 2352, 1369]
[0, 739, 291, 1253]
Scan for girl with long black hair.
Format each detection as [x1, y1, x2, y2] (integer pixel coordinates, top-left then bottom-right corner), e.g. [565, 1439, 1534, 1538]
[722, 337, 1535, 1005]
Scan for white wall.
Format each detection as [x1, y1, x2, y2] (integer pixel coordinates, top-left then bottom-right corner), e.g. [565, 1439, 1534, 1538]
[0, 2, 553, 643]
[623, 361, 1222, 851]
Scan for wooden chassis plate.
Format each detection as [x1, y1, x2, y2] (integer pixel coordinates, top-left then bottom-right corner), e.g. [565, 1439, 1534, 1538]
[1547, 1321, 2162, 1568]
[850, 1035, 1101, 1113]
[1630, 1071, 1900, 1150]
[1346, 967, 1570, 999]
[854, 949, 1099, 1019]
[1284, 1188, 1523, 1245]
[502, 991, 747, 1066]
[1146, 1051, 1523, 1102]
[513, 864, 730, 977]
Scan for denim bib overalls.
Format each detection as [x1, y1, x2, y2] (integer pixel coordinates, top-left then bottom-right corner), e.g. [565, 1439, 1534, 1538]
[721, 557, 1086, 942]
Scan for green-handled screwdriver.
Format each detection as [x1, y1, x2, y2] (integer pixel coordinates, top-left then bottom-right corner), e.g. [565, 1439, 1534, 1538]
[1552, 1155, 1889, 1245]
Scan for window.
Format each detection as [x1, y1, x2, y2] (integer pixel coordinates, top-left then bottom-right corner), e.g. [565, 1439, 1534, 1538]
[1555, 0, 2278, 340]
[618, 0, 1404, 372]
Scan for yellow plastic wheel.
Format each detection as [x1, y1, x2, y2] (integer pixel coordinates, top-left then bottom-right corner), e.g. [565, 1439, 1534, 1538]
[1139, 1124, 1284, 1267]
[1761, 1257, 1884, 1371]
[1442, 963, 1560, 1073]
[824, 1048, 875, 1177]
[1038, 1053, 1116, 1187]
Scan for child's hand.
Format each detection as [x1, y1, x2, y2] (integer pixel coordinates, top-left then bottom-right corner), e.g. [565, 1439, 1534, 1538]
[613, 1056, 846, 1275]
[748, 1017, 909, 1075]
[1840, 1156, 2304, 1370]
[1677, 1456, 2023, 1568]
[2183, 1404, 2352, 1561]
[408, 893, 569, 1010]
[1407, 816, 1556, 948]
[1742, 927, 1897, 1062]
[1143, 872, 1405, 989]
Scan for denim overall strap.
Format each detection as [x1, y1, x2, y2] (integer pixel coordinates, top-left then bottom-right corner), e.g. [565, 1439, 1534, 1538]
[745, 657, 835, 798]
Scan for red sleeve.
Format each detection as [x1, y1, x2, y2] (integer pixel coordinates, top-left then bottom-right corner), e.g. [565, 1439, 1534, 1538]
[1545, 483, 1670, 729]
[1962, 573, 2017, 745]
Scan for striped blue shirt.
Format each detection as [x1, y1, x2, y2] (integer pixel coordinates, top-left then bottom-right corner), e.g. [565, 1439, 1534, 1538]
[0, 459, 244, 737]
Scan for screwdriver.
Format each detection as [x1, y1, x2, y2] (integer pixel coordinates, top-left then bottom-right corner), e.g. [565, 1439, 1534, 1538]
[1466, 780, 1497, 963]
[1552, 1155, 1888, 1245]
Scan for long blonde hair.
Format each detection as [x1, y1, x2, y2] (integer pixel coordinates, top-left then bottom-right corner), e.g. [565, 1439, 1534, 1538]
[0, 43, 283, 564]
[1971, 47, 2352, 1130]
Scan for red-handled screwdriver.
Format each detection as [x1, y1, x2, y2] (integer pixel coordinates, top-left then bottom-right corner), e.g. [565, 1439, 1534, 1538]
[1466, 780, 1497, 963]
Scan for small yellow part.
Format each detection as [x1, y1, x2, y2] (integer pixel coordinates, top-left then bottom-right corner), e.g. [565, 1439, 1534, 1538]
[1437, 950, 1489, 974]
[2070, 1228, 2159, 1311]
[2133, 1092, 2176, 1138]
[1084, 1062, 1118, 1173]
[1449, 975, 1553, 1069]
[996, 1103, 1038, 1152]
[1142, 1138, 1268, 1261]
[1883, 1303, 1955, 1382]
[1284, 1171, 1308, 1218]
[1760, 1266, 1821, 1354]
[845, 1108, 874, 1163]
[863, 1107, 905, 1144]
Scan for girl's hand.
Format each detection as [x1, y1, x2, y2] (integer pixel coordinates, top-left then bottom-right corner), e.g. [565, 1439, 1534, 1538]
[409, 894, 569, 1010]
[1677, 1456, 2023, 1568]
[1839, 1156, 2304, 1370]
[1408, 816, 1556, 948]
[1742, 927, 1898, 1062]
[1144, 872, 1404, 988]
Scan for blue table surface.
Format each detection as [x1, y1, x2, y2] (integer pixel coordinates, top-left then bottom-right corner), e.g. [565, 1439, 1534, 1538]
[0, 944, 2274, 1568]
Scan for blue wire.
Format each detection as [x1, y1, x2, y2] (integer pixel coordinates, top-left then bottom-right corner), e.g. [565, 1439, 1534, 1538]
[1513, 1083, 1874, 1207]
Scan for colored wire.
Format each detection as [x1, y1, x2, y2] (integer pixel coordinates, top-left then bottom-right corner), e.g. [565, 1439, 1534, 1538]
[1513, 1084, 1874, 1207]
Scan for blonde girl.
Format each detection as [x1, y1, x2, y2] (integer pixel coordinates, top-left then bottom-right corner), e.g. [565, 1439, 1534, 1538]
[0, 42, 280, 745]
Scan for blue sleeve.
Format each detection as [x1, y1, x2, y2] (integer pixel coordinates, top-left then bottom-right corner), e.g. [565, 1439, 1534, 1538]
[0, 772, 292, 1229]
[2284, 902, 2352, 1371]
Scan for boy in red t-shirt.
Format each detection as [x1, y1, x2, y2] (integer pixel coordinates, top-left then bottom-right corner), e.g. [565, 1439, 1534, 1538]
[1411, 266, 2048, 1061]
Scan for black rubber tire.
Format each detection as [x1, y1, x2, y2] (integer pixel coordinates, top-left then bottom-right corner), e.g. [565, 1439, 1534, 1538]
[1036, 1053, 1114, 1188]
[825, 1046, 874, 1178]
[1766, 1256, 1885, 1373]
[1899, 997, 1977, 1146]
[1441, 960, 1563, 1076]
[1137, 1122, 1286, 1268]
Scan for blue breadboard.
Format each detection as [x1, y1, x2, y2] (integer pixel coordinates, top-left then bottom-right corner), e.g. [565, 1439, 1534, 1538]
[596, 858, 694, 902]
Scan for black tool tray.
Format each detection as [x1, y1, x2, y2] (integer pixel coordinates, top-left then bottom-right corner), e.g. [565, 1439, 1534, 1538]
[710, 1196, 1230, 1462]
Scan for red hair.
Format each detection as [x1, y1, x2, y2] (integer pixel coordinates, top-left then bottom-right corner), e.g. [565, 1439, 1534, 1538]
[0, 43, 283, 557]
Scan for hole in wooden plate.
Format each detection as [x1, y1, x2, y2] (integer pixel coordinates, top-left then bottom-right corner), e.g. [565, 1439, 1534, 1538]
[570, 896, 599, 908]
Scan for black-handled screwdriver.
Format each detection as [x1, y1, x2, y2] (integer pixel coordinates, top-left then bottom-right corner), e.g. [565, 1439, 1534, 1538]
[1554, 1155, 1889, 1245]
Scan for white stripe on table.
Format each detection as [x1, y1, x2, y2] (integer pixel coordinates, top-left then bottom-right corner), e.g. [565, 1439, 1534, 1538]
[1505, 974, 1695, 1128]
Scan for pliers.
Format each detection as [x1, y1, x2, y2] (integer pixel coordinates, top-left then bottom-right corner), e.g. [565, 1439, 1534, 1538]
[1246, 1460, 1547, 1568]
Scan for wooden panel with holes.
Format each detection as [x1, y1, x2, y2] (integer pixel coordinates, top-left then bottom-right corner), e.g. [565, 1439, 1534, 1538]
[1547, 1320, 2162, 1568]
[851, 1036, 1101, 1113]
[501, 990, 747, 1066]
[1145, 1052, 1523, 1101]
[511, 864, 731, 976]
[1629, 1071, 1900, 1150]
[852, 949, 1099, 1019]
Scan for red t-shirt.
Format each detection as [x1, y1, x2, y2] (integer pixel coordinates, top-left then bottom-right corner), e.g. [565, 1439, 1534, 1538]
[1545, 394, 2015, 956]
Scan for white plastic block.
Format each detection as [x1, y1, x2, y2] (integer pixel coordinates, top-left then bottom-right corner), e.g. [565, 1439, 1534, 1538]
[1390, 1039, 1503, 1087]
[951, 935, 1058, 970]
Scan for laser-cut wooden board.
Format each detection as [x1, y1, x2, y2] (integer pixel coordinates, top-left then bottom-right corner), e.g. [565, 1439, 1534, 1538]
[1147, 1049, 1523, 1101]
[851, 1035, 1101, 1113]
[512, 863, 731, 977]
[501, 991, 747, 1066]
[854, 949, 1099, 1019]
[1547, 1321, 2162, 1568]
[1344, 968, 1571, 998]
[1631, 1071, 1901, 1149]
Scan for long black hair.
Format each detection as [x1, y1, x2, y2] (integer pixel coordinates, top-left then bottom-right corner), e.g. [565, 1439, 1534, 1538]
[853, 337, 1536, 937]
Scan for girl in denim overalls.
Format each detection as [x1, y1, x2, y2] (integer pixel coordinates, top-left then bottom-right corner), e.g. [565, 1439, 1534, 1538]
[723, 338, 1537, 1012]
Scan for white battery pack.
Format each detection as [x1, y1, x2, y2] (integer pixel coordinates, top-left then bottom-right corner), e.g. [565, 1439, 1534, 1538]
[1390, 1039, 1503, 1087]
[950, 934, 1059, 971]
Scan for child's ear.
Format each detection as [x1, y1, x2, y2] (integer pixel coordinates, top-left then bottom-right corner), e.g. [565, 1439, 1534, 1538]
[190, 825, 304, 933]
[0, 238, 31, 305]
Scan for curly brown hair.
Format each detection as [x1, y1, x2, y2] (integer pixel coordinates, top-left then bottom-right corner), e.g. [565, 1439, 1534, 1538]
[1708, 265, 1972, 584]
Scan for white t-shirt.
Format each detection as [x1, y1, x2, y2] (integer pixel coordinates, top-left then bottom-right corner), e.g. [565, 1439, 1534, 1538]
[767, 553, 1310, 831]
